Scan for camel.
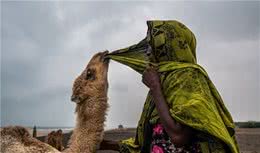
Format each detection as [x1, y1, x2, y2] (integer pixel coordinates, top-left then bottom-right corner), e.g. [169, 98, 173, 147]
[45, 129, 64, 151]
[0, 51, 110, 153]
[0, 126, 60, 153]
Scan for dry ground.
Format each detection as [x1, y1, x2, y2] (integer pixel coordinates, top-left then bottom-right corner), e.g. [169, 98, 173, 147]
[34, 128, 260, 153]
[98, 128, 260, 153]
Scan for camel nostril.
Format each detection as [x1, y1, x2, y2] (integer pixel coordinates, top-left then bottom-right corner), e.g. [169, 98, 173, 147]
[103, 50, 109, 55]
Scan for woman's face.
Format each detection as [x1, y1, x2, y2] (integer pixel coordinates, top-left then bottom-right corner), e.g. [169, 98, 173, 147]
[146, 30, 158, 63]
[146, 44, 157, 63]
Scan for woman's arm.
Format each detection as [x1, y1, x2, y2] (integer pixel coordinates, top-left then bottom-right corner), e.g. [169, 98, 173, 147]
[142, 66, 193, 147]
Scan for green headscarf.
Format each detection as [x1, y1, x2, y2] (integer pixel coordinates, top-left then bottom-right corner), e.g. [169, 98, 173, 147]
[107, 20, 239, 153]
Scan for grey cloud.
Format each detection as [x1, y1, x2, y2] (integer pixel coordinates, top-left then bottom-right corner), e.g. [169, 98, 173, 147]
[1, 1, 259, 129]
[155, 1, 260, 42]
[2, 2, 66, 55]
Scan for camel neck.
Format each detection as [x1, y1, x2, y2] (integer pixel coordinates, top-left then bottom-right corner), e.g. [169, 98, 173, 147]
[65, 100, 108, 153]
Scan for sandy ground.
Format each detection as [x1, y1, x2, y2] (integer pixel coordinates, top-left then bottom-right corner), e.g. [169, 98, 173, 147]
[33, 128, 260, 153]
[235, 128, 260, 153]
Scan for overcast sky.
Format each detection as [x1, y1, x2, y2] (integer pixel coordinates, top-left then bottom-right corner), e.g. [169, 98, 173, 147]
[1, 1, 259, 129]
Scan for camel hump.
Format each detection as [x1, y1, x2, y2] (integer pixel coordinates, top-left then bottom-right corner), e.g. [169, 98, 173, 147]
[1, 126, 60, 153]
[1, 126, 30, 141]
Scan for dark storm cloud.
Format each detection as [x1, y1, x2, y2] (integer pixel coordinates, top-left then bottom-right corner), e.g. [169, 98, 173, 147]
[1, 1, 259, 128]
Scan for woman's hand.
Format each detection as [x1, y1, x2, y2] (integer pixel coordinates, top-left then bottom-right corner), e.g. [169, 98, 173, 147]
[142, 66, 161, 90]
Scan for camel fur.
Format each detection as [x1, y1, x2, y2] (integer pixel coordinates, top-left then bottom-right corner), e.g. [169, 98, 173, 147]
[45, 129, 64, 151]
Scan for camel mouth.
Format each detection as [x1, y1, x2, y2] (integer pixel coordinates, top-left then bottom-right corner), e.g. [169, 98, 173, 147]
[101, 51, 110, 64]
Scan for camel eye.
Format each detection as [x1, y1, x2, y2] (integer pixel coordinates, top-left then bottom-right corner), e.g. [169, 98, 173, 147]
[85, 69, 96, 80]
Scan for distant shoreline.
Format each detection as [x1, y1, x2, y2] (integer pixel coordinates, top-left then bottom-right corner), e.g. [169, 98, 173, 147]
[2, 121, 260, 129]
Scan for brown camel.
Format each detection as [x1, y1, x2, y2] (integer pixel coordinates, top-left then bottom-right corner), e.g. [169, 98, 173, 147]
[45, 129, 64, 151]
[0, 51, 110, 153]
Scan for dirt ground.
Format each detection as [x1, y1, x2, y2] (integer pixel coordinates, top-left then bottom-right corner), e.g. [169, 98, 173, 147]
[235, 128, 260, 153]
[97, 128, 260, 153]
[35, 128, 260, 153]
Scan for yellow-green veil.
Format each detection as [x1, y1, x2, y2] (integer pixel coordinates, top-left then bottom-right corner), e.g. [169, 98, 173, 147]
[107, 20, 239, 153]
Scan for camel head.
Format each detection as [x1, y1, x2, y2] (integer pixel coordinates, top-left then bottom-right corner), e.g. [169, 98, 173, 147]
[46, 129, 63, 151]
[71, 51, 109, 105]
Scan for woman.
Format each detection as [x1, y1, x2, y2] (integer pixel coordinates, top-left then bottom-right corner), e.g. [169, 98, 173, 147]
[104, 20, 239, 153]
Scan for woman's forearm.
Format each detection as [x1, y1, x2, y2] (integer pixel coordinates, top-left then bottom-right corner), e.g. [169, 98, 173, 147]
[150, 85, 182, 133]
[150, 85, 193, 147]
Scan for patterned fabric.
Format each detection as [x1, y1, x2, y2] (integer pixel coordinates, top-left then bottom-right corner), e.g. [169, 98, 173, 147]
[107, 20, 239, 153]
[151, 124, 202, 153]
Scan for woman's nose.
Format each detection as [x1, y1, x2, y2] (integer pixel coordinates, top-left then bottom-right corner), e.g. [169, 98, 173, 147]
[146, 45, 152, 56]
